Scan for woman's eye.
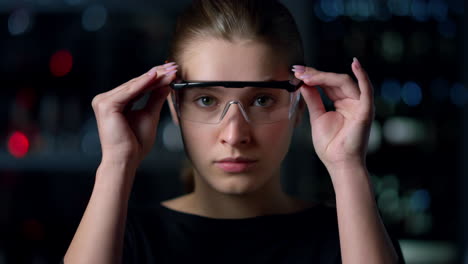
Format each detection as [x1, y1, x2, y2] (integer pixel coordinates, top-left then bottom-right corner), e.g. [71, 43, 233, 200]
[254, 95, 274, 107]
[196, 96, 216, 107]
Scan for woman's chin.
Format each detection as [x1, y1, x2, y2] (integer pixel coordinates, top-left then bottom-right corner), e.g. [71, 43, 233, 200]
[211, 176, 264, 195]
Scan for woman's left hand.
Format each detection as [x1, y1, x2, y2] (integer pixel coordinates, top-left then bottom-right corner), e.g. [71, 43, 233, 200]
[292, 58, 374, 175]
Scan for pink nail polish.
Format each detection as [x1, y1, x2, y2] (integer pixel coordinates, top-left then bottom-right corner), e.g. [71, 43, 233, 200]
[353, 57, 361, 69]
[292, 65, 305, 69]
[292, 68, 306, 73]
[163, 62, 176, 67]
[299, 74, 311, 79]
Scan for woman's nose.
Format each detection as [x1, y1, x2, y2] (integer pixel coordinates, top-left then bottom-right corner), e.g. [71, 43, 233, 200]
[218, 104, 252, 146]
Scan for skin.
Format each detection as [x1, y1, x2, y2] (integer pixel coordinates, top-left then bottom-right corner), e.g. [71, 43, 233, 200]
[64, 37, 399, 263]
[164, 38, 311, 218]
[165, 38, 399, 263]
[65, 64, 179, 264]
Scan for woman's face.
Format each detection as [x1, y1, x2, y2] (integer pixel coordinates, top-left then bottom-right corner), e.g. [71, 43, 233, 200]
[168, 38, 302, 195]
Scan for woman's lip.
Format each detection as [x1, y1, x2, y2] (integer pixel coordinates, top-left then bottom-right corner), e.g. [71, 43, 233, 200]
[214, 161, 257, 173]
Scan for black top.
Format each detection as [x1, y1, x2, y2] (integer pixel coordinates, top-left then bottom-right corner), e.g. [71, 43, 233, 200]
[122, 203, 405, 264]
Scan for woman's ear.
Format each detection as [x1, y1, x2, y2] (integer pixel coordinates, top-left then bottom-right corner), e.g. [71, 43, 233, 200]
[167, 93, 180, 126]
[294, 97, 306, 128]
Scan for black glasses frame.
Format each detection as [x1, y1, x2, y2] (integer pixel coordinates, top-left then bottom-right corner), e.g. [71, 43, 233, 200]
[169, 78, 304, 92]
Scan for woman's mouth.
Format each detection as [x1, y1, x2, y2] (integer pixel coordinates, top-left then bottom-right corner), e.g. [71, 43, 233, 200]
[214, 157, 258, 173]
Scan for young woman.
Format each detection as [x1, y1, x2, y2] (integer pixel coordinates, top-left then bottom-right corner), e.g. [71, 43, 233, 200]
[63, 0, 404, 263]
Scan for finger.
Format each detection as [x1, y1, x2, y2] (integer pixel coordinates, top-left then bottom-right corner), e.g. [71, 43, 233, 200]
[351, 57, 374, 105]
[300, 85, 326, 122]
[293, 67, 360, 100]
[143, 70, 177, 115]
[104, 64, 178, 112]
[105, 62, 176, 98]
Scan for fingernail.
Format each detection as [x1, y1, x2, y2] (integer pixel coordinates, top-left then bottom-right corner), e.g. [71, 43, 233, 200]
[163, 62, 176, 67]
[292, 68, 306, 73]
[165, 69, 178, 76]
[292, 65, 305, 69]
[353, 57, 361, 69]
[299, 74, 311, 79]
[164, 65, 178, 71]
[147, 66, 158, 76]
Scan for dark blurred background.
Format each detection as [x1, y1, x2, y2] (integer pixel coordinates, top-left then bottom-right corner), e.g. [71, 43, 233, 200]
[0, 0, 466, 263]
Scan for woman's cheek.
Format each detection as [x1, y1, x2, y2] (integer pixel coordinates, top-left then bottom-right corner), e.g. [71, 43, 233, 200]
[257, 122, 294, 159]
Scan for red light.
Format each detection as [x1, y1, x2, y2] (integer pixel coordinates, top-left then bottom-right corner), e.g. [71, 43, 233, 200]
[7, 131, 30, 158]
[50, 49, 73, 77]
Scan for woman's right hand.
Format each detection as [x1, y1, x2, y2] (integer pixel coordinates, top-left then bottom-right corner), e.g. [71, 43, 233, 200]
[91, 62, 178, 168]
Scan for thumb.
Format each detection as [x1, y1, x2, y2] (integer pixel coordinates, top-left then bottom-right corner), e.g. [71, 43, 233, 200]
[300, 84, 326, 122]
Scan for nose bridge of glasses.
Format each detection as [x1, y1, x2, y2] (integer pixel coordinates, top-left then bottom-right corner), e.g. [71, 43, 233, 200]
[219, 100, 250, 123]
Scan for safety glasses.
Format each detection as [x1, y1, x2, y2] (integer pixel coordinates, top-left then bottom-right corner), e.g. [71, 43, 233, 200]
[169, 78, 303, 125]
[169, 78, 304, 92]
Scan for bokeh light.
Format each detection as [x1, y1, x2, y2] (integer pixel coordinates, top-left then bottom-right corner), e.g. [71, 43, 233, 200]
[450, 83, 467, 107]
[320, 0, 344, 19]
[411, 0, 429, 22]
[8, 8, 32, 36]
[380, 78, 401, 104]
[381, 31, 404, 62]
[8, 131, 30, 158]
[428, 0, 448, 22]
[387, 0, 411, 16]
[368, 121, 382, 154]
[82, 4, 108, 32]
[80, 118, 101, 156]
[401, 81, 422, 106]
[162, 121, 184, 152]
[409, 189, 431, 212]
[49, 50, 73, 77]
[383, 117, 425, 145]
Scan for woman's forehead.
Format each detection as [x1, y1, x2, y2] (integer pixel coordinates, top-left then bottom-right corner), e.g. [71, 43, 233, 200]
[180, 38, 289, 81]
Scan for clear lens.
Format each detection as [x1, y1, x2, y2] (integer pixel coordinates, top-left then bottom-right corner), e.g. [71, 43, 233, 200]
[173, 87, 300, 124]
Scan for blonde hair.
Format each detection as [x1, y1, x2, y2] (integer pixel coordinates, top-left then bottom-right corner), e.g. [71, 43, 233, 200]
[167, 0, 305, 193]
[167, 0, 304, 67]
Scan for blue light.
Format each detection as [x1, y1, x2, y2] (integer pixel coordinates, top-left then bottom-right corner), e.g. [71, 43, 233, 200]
[387, 0, 411, 16]
[381, 79, 401, 104]
[8, 9, 31, 36]
[314, 2, 336, 22]
[410, 189, 431, 212]
[411, 0, 429, 22]
[320, 0, 344, 18]
[450, 83, 467, 107]
[401, 81, 422, 106]
[82, 4, 108, 32]
[428, 0, 448, 22]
